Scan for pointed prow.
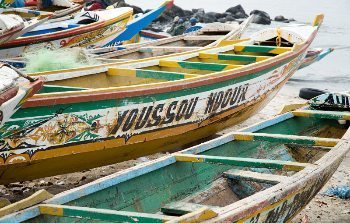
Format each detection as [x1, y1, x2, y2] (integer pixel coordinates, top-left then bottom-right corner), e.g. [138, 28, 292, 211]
[312, 14, 324, 27]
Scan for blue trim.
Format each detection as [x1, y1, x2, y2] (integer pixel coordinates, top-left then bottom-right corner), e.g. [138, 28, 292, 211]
[22, 25, 80, 37]
[103, 4, 167, 47]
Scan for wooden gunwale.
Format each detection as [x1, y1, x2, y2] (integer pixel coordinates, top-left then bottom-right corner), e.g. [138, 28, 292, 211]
[0, 10, 132, 48]
[23, 30, 316, 108]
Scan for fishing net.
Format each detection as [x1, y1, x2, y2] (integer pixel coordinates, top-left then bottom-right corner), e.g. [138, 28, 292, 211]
[24, 47, 99, 73]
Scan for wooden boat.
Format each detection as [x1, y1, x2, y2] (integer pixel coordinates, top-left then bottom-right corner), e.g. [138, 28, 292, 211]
[0, 14, 25, 44]
[0, 64, 43, 128]
[88, 17, 254, 61]
[97, 0, 174, 47]
[0, 7, 133, 58]
[1, 104, 349, 222]
[0, 15, 252, 70]
[0, 11, 57, 44]
[0, 0, 174, 67]
[0, 14, 324, 183]
[299, 47, 333, 69]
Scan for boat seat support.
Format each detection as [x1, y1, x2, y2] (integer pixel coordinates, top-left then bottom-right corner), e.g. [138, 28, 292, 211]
[159, 60, 243, 71]
[161, 202, 218, 216]
[39, 204, 175, 222]
[223, 170, 289, 184]
[199, 53, 271, 62]
[232, 132, 340, 147]
[174, 154, 310, 171]
[293, 110, 350, 121]
[107, 68, 198, 81]
[234, 45, 292, 54]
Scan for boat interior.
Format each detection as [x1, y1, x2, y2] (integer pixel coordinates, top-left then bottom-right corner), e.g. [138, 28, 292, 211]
[92, 35, 222, 61]
[25, 110, 350, 222]
[36, 39, 295, 93]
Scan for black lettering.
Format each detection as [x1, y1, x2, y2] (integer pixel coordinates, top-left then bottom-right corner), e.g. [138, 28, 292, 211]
[184, 97, 199, 119]
[110, 110, 129, 134]
[176, 100, 189, 121]
[147, 104, 164, 127]
[212, 91, 224, 112]
[325, 94, 334, 105]
[221, 89, 233, 109]
[205, 92, 217, 114]
[135, 106, 153, 130]
[122, 109, 138, 131]
[237, 84, 249, 103]
[163, 101, 178, 124]
[230, 86, 241, 105]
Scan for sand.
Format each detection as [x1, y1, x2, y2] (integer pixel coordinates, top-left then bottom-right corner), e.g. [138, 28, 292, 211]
[0, 87, 349, 222]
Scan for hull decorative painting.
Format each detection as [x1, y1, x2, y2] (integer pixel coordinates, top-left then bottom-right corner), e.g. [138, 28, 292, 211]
[0, 7, 133, 58]
[0, 15, 324, 183]
[1, 102, 349, 222]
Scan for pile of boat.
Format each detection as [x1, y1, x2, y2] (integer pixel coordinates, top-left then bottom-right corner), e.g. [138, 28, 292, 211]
[0, 2, 347, 222]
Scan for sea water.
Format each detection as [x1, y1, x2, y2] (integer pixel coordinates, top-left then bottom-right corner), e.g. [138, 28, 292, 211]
[128, 0, 350, 93]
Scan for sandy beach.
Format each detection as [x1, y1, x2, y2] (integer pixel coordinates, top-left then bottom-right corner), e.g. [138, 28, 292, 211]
[1, 86, 349, 222]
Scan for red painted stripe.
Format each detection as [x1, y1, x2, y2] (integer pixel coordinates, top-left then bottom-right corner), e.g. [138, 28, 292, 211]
[0, 87, 19, 106]
[23, 30, 317, 108]
[0, 22, 107, 48]
[0, 26, 24, 39]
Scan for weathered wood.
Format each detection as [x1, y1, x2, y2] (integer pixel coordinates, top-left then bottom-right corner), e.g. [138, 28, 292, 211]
[167, 207, 218, 223]
[159, 60, 243, 71]
[232, 132, 340, 147]
[0, 190, 53, 217]
[39, 204, 174, 222]
[174, 154, 311, 171]
[223, 170, 289, 184]
[0, 198, 10, 209]
[161, 202, 217, 216]
[140, 46, 200, 53]
[198, 53, 271, 62]
[278, 103, 306, 114]
[183, 35, 223, 41]
[293, 110, 350, 121]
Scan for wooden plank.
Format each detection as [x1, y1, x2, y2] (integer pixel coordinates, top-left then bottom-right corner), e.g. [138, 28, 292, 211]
[139, 46, 200, 53]
[0, 190, 53, 217]
[39, 204, 174, 222]
[234, 45, 292, 54]
[183, 35, 223, 41]
[223, 170, 289, 184]
[232, 132, 340, 147]
[292, 110, 350, 121]
[198, 53, 271, 62]
[159, 60, 243, 71]
[167, 207, 218, 223]
[107, 68, 198, 80]
[174, 154, 310, 171]
[161, 202, 218, 216]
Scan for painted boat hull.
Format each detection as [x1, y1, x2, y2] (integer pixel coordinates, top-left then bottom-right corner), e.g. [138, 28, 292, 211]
[0, 49, 304, 183]
[0, 17, 322, 183]
[0, 9, 132, 58]
[0, 78, 44, 129]
[0, 82, 279, 183]
[1, 102, 348, 223]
